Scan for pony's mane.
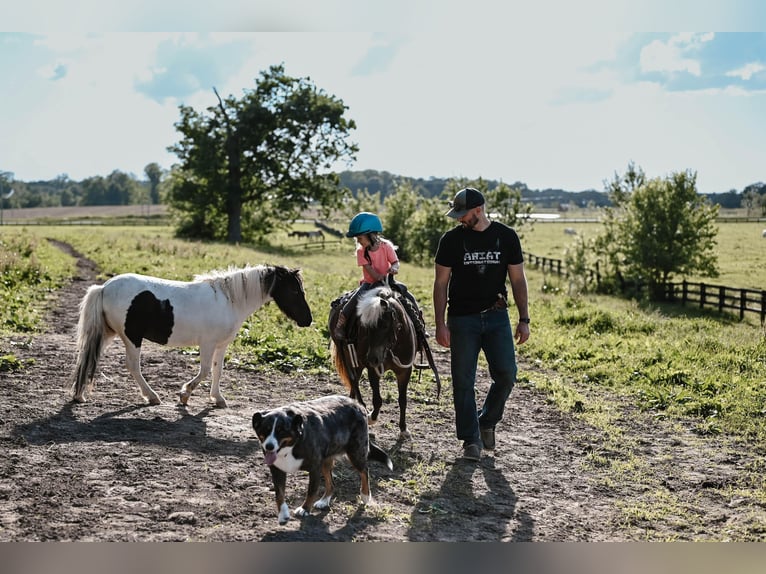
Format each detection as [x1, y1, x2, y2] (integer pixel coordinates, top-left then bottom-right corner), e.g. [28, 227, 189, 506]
[194, 264, 270, 303]
[357, 286, 394, 326]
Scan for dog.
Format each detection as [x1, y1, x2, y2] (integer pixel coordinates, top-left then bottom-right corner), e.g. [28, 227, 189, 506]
[251, 395, 394, 524]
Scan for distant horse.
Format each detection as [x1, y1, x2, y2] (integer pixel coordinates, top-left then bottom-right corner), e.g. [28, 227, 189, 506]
[289, 230, 325, 241]
[71, 264, 313, 407]
[329, 285, 438, 439]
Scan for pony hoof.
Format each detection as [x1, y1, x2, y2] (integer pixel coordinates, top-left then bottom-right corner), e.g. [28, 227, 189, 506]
[145, 395, 162, 406]
[71, 396, 86, 404]
[211, 397, 228, 408]
[359, 493, 374, 506]
[178, 393, 190, 406]
[398, 430, 412, 441]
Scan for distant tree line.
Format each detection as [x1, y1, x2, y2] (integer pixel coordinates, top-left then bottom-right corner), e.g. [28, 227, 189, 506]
[338, 171, 766, 213]
[0, 163, 164, 210]
[2, 167, 764, 216]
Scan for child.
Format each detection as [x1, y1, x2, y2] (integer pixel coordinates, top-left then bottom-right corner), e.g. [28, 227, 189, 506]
[332, 212, 401, 341]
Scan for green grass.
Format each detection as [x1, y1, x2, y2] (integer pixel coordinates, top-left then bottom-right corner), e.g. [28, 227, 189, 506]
[524, 220, 766, 290]
[2, 222, 766, 449]
[0, 230, 75, 332]
[523, 282, 766, 441]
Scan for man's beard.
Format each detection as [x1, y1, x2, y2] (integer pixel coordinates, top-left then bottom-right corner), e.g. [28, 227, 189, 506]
[460, 213, 479, 229]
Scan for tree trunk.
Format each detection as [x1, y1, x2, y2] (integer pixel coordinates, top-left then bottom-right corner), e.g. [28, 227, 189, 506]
[215, 87, 243, 244]
[226, 193, 242, 244]
[225, 136, 242, 244]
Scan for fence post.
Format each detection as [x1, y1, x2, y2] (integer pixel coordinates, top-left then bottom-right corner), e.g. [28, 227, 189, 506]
[682, 280, 688, 306]
[700, 283, 706, 309]
[740, 289, 746, 320]
[719, 286, 725, 314]
[762, 290, 766, 324]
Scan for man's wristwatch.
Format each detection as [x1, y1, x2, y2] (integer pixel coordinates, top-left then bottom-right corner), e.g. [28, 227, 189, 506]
[519, 317, 530, 324]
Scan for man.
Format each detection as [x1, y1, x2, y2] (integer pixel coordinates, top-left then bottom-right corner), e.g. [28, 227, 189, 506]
[433, 187, 530, 461]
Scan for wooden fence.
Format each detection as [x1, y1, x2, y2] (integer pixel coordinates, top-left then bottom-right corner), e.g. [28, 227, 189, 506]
[525, 253, 602, 286]
[525, 252, 766, 323]
[665, 281, 766, 323]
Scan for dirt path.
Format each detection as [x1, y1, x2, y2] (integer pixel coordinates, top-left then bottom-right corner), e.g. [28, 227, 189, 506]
[1, 241, 764, 541]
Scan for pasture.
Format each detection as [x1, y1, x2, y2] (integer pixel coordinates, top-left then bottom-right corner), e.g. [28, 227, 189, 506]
[1, 222, 766, 540]
[522, 219, 766, 290]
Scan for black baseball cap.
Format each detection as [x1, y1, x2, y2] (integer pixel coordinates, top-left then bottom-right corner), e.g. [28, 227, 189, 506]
[446, 187, 485, 218]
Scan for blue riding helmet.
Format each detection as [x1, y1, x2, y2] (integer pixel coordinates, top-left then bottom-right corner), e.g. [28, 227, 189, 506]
[346, 212, 383, 237]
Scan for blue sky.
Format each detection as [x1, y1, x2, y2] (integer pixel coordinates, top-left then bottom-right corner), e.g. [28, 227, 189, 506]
[1, 2, 765, 194]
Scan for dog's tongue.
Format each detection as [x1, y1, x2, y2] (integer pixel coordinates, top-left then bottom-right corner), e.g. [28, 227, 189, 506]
[264, 451, 277, 465]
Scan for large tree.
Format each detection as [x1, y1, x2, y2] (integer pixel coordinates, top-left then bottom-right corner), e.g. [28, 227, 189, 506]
[167, 64, 358, 243]
[596, 164, 719, 299]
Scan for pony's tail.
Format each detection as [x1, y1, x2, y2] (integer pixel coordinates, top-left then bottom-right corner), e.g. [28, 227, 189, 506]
[71, 284, 107, 403]
[330, 339, 353, 394]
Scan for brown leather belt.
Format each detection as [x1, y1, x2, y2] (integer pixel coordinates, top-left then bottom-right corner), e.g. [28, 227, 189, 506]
[480, 294, 508, 314]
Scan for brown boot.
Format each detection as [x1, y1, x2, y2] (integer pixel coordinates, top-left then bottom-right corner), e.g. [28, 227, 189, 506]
[333, 312, 348, 341]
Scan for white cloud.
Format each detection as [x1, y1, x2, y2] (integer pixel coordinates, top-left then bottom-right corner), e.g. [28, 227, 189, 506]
[639, 35, 711, 76]
[726, 61, 765, 81]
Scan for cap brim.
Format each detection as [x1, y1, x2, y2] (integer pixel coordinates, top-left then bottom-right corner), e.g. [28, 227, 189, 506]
[446, 207, 470, 219]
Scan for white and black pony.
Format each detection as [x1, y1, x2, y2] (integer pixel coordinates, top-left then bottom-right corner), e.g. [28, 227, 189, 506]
[71, 264, 312, 407]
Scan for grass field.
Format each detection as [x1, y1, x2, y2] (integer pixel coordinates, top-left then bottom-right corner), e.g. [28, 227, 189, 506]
[2, 217, 766, 450]
[523, 219, 766, 290]
[4, 207, 766, 541]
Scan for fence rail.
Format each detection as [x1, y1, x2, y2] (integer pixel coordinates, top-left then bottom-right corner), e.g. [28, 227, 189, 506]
[525, 252, 766, 323]
[665, 281, 766, 323]
[526, 253, 602, 286]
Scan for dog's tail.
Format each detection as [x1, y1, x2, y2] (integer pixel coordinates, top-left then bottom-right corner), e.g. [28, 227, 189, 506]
[368, 440, 393, 471]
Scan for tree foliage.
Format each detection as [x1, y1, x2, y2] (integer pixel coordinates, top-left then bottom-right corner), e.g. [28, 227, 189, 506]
[381, 182, 420, 262]
[144, 163, 163, 205]
[595, 163, 720, 299]
[0, 171, 12, 203]
[378, 178, 530, 265]
[167, 64, 358, 243]
[343, 188, 383, 221]
[80, 170, 143, 206]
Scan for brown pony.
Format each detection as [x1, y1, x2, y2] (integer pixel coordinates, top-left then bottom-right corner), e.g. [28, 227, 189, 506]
[329, 285, 438, 439]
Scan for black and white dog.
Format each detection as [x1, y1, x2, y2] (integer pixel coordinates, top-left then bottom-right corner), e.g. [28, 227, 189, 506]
[252, 395, 394, 524]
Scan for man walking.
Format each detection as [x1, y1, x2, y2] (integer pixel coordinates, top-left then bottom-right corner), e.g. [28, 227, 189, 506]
[433, 187, 530, 461]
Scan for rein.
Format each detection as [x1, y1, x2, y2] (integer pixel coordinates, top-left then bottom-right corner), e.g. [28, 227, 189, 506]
[383, 300, 417, 370]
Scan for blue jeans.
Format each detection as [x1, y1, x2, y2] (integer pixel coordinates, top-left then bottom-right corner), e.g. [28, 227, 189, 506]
[448, 308, 517, 445]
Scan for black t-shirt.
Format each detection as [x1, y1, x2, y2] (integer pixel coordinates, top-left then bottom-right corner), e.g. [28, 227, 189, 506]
[434, 221, 524, 316]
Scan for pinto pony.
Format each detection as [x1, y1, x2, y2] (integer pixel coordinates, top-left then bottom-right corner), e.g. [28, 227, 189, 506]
[329, 285, 438, 439]
[71, 264, 312, 407]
